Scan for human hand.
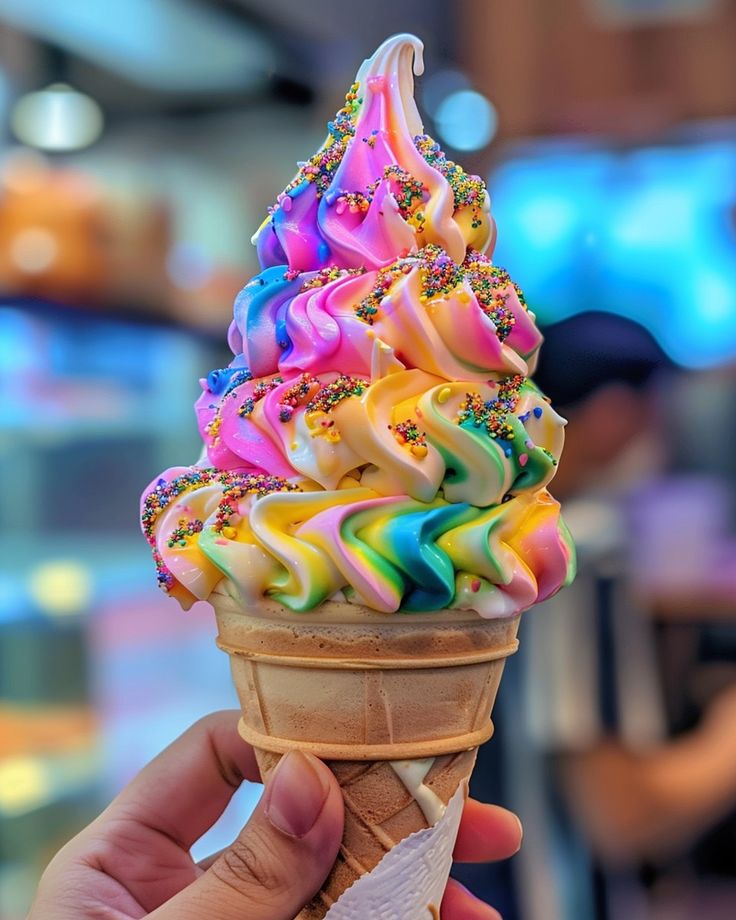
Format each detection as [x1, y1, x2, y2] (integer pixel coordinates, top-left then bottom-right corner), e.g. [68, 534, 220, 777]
[29, 711, 521, 920]
[702, 681, 736, 746]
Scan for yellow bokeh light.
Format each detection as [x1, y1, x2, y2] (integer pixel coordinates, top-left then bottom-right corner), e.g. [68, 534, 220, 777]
[0, 757, 51, 816]
[28, 561, 92, 617]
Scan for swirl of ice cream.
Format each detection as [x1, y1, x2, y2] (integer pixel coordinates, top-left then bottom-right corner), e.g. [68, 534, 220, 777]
[193, 361, 564, 503]
[228, 248, 542, 381]
[253, 35, 493, 272]
[141, 467, 573, 614]
[140, 34, 575, 616]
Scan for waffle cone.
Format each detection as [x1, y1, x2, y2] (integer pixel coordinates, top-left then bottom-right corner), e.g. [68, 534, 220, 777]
[257, 748, 476, 919]
[212, 588, 520, 919]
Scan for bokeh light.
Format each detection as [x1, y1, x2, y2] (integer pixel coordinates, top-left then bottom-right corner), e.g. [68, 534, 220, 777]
[434, 89, 498, 151]
[10, 84, 103, 152]
[9, 226, 58, 274]
[0, 757, 50, 817]
[166, 241, 214, 291]
[420, 67, 471, 117]
[28, 561, 92, 618]
[491, 140, 736, 368]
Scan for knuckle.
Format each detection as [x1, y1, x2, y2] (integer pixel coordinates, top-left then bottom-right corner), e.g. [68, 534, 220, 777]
[213, 830, 288, 897]
[192, 710, 229, 733]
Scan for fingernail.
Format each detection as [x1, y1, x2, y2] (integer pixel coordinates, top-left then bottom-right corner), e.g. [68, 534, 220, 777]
[264, 751, 331, 838]
[514, 813, 524, 850]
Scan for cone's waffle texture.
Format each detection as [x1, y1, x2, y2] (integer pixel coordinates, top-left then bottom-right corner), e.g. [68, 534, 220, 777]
[321, 782, 468, 920]
[213, 592, 519, 917]
[258, 749, 476, 920]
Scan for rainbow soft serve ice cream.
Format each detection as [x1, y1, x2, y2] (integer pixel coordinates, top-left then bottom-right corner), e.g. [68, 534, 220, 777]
[141, 36, 573, 620]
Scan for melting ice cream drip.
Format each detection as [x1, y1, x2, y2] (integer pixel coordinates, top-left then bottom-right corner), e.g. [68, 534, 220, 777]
[353, 32, 425, 138]
[389, 758, 446, 824]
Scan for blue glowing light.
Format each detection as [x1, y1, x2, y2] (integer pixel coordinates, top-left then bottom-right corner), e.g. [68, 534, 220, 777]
[490, 139, 736, 368]
[435, 90, 497, 152]
[421, 69, 471, 118]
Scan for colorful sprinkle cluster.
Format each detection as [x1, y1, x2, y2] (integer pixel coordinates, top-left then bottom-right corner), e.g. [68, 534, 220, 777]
[222, 368, 254, 398]
[212, 473, 301, 536]
[306, 375, 368, 414]
[278, 373, 319, 422]
[206, 415, 222, 443]
[328, 82, 361, 141]
[335, 191, 371, 214]
[206, 367, 253, 396]
[418, 243, 463, 300]
[297, 376, 368, 443]
[463, 252, 526, 342]
[282, 83, 361, 200]
[390, 419, 428, 458]
[354, 244, 464, 323]
[457, 375, 525, 443]
[328, 160, 427, 226]
[328, 163, 427, 226]
[414, 135, 486, 228]
[152, 554, 174, 591]
[167, 517, 203, 548]
[238, 376, 284, 417]
[466, 249, 527, 305]
[300, 265, 364, 291]
[301, 265, 345, 290]
[142, 469, 223, 544]
[204, 368, 255, 439]
[142, 468, 241, 591]
[383, 165, 427, 220]
[354, 255, 413, 323]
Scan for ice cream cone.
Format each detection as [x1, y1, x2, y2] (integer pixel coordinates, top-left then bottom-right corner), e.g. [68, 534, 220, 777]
[139, 30, 576, 920]
[212, 587, 520, 919]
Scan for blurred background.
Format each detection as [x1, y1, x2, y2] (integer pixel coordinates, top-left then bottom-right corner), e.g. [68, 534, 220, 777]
[1, 1, 736, 918]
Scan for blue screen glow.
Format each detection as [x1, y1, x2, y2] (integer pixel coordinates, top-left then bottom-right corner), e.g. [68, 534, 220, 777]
[490, 137, 736, 368]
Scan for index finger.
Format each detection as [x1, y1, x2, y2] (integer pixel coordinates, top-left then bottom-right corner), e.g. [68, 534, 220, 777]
[454, 799, 523, 862]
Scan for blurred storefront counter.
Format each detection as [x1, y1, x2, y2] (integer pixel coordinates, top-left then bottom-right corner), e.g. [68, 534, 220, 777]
[0, 303, 249, 917]
[0, 546, 254, 918]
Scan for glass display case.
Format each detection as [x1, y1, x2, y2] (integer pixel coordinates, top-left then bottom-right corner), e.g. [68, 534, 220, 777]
[0, 302, 258, 918]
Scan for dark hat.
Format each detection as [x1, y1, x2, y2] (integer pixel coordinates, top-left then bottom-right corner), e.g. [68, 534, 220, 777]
[532, 311, 672, 408]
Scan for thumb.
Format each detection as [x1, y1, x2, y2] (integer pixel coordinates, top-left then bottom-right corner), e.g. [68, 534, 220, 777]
[150, 750, 344, 920]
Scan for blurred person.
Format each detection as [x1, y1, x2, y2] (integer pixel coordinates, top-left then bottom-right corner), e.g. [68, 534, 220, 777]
[28, 710, 522, 920]
[523, 313, 736, 917]
[458, 314, 736, 920]
[533, 314, 736, 864]
[534, 312, 669, 505]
